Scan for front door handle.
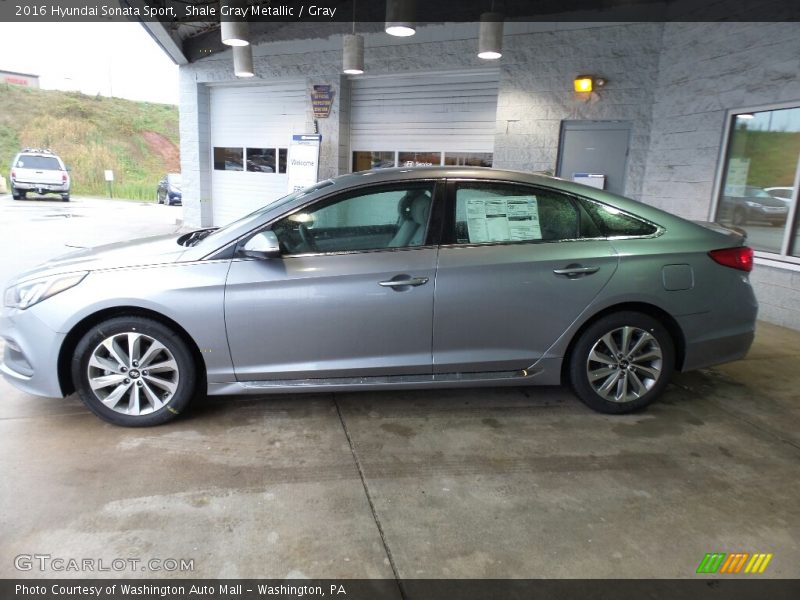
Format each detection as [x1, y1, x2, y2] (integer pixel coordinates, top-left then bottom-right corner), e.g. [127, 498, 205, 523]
[378, 276, 430, 288]
[553, 265, 600, 278]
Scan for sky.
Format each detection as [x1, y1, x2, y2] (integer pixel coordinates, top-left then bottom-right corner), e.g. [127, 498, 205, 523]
[0, 22, 179, 105]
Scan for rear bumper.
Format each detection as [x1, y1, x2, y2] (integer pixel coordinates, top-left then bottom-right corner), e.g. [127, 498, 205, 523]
[13, 182, 69, 193]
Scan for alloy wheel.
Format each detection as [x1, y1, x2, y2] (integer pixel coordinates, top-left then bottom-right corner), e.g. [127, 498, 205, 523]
[586, 326, 663, 403]
[87, 331, 180, 415]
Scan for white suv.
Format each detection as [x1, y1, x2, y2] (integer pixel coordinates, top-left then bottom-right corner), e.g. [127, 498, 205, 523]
[9, 148, 71, 201]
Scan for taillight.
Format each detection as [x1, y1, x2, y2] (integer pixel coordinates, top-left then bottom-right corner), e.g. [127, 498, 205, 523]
[709, 247, 753, 272]
[62, 172, 67, 183]
[10, 169, 16, 180]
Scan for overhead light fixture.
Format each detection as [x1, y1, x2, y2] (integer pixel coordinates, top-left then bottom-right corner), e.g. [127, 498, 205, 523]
[478, 12, 504, 60]
[343, 1, 365, 75]
[233, 45, 254, 78]
[343, 34, 365, 75]
[220, 1, 249, 46]
[738, 113, 755, 119]
[385, 0, 416, 37]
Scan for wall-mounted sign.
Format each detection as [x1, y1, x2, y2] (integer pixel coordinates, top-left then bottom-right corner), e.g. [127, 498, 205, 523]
[572, 172, 605, 190]
[287, 134, 322, 193]
[311, 85, 334, 119]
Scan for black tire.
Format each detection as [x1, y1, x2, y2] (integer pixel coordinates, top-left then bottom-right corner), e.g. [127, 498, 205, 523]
[568, 311, 675, 414]
[71, 316, 197, 426]
[61, 194, 70, 202]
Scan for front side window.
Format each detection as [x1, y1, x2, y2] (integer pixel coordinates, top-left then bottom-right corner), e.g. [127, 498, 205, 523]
[272, 183, 434, 255]
[454, 182, 582, 244]
[715, 107, 800, 256]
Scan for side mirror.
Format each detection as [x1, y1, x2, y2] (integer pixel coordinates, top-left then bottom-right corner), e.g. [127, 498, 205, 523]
[240, 230, 281, 259]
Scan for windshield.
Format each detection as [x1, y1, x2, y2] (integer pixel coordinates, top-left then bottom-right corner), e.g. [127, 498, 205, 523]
[167, 174, 181, 185]
[745, 187, 772, 198]
[191, 179, 336, 248]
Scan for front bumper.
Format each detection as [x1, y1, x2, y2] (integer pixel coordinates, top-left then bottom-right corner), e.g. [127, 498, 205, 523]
[0, 306, 66, 398]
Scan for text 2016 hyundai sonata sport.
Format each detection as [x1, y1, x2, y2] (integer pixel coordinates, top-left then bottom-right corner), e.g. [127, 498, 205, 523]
[0, 167, 757, 426]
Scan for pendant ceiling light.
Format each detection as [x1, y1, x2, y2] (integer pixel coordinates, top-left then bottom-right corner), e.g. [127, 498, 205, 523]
[385, 0, 416, 37]
[220, 1, 250, 46]
[343, 34, 365, 75]
[233, 45, 254, 78]
[343, 1, 365, 75]
[478, 11, 503, 60]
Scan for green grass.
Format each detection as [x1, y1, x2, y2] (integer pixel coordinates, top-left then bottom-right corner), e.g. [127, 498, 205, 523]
[0, 84, 178, 199]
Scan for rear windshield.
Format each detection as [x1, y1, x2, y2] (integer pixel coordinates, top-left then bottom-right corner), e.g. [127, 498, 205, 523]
[15, 155, 61, 170]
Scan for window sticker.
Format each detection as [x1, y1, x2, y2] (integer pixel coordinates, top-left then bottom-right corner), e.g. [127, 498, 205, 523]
[466, 196, 541, 243]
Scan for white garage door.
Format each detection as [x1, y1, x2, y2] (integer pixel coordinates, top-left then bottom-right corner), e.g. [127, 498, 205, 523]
[350, 69, 499, 172]
[210, 82, 308, 225]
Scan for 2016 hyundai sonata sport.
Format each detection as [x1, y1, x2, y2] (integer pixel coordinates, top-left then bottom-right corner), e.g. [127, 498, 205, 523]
[0, 167, 757, 426]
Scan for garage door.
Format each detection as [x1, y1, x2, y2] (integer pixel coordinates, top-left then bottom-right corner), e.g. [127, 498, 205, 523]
[210, 82, 308, 225]
[350, 69, 499, 172]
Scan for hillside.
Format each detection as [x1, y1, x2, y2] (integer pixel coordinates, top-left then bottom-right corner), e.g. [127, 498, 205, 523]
[0, 84, 179, 200]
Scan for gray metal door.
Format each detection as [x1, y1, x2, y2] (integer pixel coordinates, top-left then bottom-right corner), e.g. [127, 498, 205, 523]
[224, 248, 437, 381]
[556, 121, 631, 195]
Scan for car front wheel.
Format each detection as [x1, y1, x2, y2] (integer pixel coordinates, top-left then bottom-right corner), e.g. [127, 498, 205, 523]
[568, 311, 675, 414]
[71, 317, 197, 426]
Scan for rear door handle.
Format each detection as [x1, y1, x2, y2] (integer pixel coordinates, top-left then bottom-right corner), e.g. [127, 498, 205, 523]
[378, 276, 429, 288]
[553, 265, 600, 278]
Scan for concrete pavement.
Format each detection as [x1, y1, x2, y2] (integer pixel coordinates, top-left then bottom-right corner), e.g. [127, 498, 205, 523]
[0, 323, 798, 579]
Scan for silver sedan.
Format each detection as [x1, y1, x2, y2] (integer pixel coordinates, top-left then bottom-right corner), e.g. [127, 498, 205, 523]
[0, 167, 757, 426]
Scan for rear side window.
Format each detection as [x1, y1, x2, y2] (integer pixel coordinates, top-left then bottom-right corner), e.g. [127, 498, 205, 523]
[454, 182, 592, 244]
[15, 155, 60, 170]
[579, 199, 658, 237]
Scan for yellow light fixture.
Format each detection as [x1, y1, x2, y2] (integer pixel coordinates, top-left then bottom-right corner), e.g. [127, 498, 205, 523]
[574, 76, 593, 93]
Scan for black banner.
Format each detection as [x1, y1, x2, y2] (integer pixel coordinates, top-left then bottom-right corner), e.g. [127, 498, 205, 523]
[3, 579, 800, 600]
[0, 0, 798, 23]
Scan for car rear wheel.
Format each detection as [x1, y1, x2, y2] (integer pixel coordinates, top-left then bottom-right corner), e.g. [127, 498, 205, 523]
[568, 311, 674, 414]
[61, 194, 70, 202]
[71, 317, 197, 426]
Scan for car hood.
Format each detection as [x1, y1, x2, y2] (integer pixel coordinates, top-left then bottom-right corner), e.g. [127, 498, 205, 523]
[12, 234, 188, 283]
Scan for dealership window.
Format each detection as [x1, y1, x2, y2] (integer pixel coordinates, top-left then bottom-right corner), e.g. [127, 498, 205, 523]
[213, 147, 244, 171]
[445, 152, 493, 167]
[246, 148, 275, 173]
[714, 106, 800, 261]
[352, 151, 395, 172]
[353, 150, 494, 173]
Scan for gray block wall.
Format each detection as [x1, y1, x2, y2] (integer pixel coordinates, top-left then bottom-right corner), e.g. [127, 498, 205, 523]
[177, 21, 800, 330]
[641, 23, 800, 330]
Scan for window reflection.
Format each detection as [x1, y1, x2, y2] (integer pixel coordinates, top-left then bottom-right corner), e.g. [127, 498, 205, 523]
[715, 107, 800, 255]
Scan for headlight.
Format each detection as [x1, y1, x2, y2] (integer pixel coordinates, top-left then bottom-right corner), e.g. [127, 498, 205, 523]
[745, 201, 762, 208]
[4, 272, 88, 310]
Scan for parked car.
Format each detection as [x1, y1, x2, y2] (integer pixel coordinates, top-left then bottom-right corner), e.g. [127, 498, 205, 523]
[157, 173, 182, 205]
[764, 186, 795, 206]
[9, 148, 70, 201]
[0, 167, 757, 426]
[718, 185, 788, 226]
